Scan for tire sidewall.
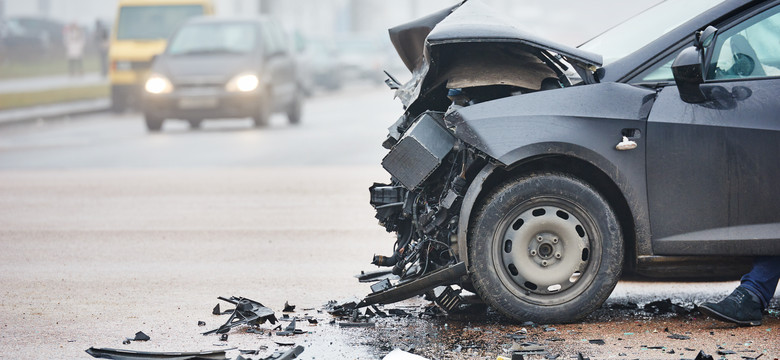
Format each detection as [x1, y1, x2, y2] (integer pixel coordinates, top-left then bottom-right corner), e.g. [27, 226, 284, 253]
[468, 172, 623, 323]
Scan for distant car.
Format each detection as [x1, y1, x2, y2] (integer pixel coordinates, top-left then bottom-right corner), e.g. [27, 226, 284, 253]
[0, 19, 49, 61]
[6, 16, 64, 54]
[142, 16, 303, 131]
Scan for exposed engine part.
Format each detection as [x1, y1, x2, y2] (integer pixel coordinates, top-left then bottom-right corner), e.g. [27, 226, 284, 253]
[381, 112, 455, 191]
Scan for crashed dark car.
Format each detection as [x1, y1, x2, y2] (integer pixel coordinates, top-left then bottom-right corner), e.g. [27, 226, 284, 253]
[363, 0, 780, 323]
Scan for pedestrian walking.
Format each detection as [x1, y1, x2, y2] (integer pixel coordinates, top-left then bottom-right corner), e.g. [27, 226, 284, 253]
[94, 20, 109, 77]
[63, 22, 85, 77]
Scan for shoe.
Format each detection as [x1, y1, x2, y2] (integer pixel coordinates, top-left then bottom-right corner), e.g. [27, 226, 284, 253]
[699, 286, 763, 326]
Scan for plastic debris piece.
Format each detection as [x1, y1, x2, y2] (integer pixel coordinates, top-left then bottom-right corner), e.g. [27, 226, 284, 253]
[85, 347, 234, 360]
[213, 304, 221, 315]
[718, 349, 736, 355]
[204, 296, 277, 335]
[219, 334, 228, 342]
[694, 350, 714, 360]
[307, 318, 318, 324]
[338, 321, 375, 328]
[668, 333, 690, 340]
[388, 308, 411, 317]
[264, 345, 304, 360]
[198, 321, 206, 327]
[275, 341, 295, 346]
[283, 301, 296, 313]
[588, 339, 605, 345]
[544, 327, 557, 332]
[643, 298, 688, 315]
[132, 332, 150, 341]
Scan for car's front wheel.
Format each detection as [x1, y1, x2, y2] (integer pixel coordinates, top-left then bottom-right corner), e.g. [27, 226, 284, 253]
[253, 91, 271, 128]
[144, 114, 164, 132]
[468, 172, 623, 323]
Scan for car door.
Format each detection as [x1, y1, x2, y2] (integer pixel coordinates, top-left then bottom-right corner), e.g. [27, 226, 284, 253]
[646, 1, 780, 255]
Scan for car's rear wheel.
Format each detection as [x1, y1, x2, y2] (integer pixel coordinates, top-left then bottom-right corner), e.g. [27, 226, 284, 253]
[188, 119, 202, 130]
[468, 172, 623, 323]
[287, 89, 303, 125]
[144, 114, 164, 132]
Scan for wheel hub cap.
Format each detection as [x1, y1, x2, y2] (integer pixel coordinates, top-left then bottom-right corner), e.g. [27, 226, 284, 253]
[501, 205, 590, 295]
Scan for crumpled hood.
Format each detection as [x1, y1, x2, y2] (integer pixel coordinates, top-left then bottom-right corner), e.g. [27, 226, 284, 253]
[389, 0, 601, 75]
[387, 0, 603, 109]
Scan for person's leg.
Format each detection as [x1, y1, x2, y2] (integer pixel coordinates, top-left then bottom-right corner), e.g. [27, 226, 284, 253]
[700, 256, 780, 326]
[740, 256, 780, 309]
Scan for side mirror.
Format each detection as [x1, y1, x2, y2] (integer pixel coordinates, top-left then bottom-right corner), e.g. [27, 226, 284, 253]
[672, 46, 707, 103]
[672, 26, 718, 104]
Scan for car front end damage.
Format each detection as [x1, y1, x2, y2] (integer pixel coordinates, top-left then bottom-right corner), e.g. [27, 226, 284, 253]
[359, 0, 604, 314]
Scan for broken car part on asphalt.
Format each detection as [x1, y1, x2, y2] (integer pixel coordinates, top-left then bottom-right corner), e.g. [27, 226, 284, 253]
[85, 347, 235, 360]
[204, 296, 277, 335]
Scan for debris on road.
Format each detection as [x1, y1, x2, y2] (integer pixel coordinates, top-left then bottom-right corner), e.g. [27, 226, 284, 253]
[667, 333, 690, 340]
[276, 319, 305, 336]
[204, 296, 277, 335]
[85, 347, 234, 360]
[262, 345, 304, 360]
[643, 298, 689, 315]
[122, 331, 150, 344]
[382, 349, 430, 360]
[283, 301, 295, 313]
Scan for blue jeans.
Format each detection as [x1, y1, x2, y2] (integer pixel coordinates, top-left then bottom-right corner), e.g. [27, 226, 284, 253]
[741, 256, 780, 309]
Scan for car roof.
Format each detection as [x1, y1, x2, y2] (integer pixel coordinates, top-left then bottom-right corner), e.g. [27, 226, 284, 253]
[600, 0, 755, 83]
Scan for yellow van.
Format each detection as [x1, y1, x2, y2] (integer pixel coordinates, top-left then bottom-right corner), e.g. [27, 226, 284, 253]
[109, 0, 214, 112]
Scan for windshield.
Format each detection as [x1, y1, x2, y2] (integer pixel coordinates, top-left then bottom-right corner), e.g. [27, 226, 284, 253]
[168, 22, 257, 55]
[116, 5, 204, 41]
[579, 0, 724, 65]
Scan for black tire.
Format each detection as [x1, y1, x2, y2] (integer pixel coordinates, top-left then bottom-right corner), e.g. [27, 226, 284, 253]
[286, 90, 303, 125]
[468, 172, 623, 323]
[253, 91, 271, 128]
[188, 119, 202, 130]
[111, 86, 128, 113]
[144, 114, 164, 132]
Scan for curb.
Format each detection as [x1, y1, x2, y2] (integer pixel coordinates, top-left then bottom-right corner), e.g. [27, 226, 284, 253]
[0, 98, 110, 126]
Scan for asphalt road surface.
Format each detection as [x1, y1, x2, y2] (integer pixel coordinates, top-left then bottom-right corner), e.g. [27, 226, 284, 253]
[1, 85, 778, 359]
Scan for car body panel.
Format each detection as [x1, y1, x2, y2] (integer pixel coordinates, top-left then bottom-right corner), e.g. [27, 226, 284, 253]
[649, 78, 780, 255]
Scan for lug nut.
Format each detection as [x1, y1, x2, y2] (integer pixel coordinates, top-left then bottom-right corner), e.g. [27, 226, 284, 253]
[541, 261, 548, 267]
[555, 253, 562, 259]
[552, 238, 558, 243]
[530, 250, 537, 256]
[537, 236, 543, 242]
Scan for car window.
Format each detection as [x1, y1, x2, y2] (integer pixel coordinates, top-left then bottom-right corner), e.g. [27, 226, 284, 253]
[260, 23, 281, 54]
[116, 5, 204, 41]
[579, 0, 724, 65]
[168, 22, 257, 55]
[708, 4, 780, 80]
[635, 52, 678, 82]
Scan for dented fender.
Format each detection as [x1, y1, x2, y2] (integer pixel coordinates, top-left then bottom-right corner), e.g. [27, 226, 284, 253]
[451, 83, 658, 267]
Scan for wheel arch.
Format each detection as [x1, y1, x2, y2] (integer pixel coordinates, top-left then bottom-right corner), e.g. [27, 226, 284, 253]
[457, 145, 641, 276]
